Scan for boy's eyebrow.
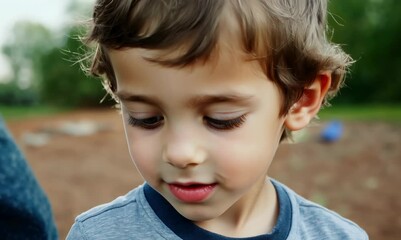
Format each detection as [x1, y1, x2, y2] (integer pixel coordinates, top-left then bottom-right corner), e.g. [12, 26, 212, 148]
[187, 93, 254, 108]
[116, 91, 162, 107]
[116, 91, 254, 108]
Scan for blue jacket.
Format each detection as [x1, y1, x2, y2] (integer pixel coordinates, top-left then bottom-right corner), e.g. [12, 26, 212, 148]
[0, 117, 58, 240]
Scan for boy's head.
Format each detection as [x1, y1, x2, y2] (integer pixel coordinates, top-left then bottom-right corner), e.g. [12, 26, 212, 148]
[83, 0, 352, 229]
[86, 0, 351, 140]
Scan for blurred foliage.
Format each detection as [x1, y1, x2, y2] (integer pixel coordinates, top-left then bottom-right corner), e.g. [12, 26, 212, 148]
[1, 1, 400, 108]
[0, 81, 38, 106]
[2, 21, 54, 93]
[328, 0, 401, 104]
[319, 105, 401, 122]
[1, 22, 108, 108]
[1, 0, 109, 108]
[0, 104, 67, 120]
[38, 26, 108, 107]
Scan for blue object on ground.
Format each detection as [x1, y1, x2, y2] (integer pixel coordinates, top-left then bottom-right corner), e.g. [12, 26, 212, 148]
[320, 120, 343, 142]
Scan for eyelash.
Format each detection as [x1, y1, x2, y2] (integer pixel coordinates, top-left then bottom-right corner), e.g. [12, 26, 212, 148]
[127, 115, 247, 131]
[128, 116, 164, 129]
[203, 115, 247, 130]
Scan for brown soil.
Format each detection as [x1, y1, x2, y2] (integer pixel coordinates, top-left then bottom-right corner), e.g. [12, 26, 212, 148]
[5, 109, 401, 240]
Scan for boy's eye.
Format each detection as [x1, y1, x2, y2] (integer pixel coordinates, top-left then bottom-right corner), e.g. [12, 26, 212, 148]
[127, 115, 164, 129]
[204, 115, 247, 130]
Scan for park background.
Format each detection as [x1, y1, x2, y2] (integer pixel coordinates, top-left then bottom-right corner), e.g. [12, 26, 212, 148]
[1, 0, 400, 239]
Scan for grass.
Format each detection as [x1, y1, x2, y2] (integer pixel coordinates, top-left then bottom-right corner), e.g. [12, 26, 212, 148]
[319, 105, 401, 122]
[1, 104, 401, 122]
[0, 105, 69, 120]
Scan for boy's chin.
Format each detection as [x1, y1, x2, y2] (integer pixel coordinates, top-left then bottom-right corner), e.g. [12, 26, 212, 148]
[168, 199, 224, 222]
[181, 211, 222, 224]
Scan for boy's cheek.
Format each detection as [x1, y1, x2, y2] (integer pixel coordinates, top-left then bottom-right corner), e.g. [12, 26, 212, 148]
[129, 149, 160, 186]
[212, 138, 273, 170]
[125, 132, 159, 176]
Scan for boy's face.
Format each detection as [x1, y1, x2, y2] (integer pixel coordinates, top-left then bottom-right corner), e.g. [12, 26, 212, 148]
[109, 47, 286, 222]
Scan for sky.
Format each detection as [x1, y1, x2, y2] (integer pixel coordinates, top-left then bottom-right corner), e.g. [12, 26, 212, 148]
[0, 0, 93, 79]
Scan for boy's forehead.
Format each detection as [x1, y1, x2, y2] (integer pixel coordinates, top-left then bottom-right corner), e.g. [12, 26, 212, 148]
[108, 45, 260, 79]
[107, 42, 257, 80]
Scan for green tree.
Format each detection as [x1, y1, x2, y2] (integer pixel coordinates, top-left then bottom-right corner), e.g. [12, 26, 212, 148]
[1, 21, 54, 105]
[37, 0, 111, 108]
[0, 81, 38, 106]
[38, 26, 109, 107]
[328, 0, 401, 104]
[2, 21, 54, 90]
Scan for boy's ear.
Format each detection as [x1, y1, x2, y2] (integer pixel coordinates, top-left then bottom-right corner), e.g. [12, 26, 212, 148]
[284, 71, 331, 131]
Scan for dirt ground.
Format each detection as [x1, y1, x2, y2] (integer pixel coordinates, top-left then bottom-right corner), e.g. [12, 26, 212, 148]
[5, 109, 401, 239]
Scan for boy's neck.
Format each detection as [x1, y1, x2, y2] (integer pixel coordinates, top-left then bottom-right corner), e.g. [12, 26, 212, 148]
[194, 177, 279, 238]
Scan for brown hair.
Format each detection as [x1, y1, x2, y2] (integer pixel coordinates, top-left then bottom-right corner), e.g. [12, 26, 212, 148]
[84, 0, 352, 139]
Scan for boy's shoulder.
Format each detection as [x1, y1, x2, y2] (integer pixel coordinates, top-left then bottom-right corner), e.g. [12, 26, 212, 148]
[66, 184, 179, 240]
[274, 180, 369, 240]
[74, 186, 140, 223]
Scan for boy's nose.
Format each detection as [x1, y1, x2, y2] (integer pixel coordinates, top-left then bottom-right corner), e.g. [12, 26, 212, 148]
[162, 135, 206, 169]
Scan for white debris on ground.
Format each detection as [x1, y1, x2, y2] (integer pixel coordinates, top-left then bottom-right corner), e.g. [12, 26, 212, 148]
[22, 132, 51, 147]
[22, 120, 111, 147]
[59, 121, 102, 136]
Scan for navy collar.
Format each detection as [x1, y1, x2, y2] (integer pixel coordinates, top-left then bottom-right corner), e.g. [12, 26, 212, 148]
[144, 180, 291, 240]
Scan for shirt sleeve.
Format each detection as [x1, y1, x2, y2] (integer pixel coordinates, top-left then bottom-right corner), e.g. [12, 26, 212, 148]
[66, 221, 87, 240]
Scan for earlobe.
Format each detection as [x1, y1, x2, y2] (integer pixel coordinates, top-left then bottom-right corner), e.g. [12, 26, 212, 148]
[284, 72, 331, 131]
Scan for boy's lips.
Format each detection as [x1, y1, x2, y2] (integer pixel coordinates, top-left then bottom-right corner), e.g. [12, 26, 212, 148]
[168, 182, 217, 203]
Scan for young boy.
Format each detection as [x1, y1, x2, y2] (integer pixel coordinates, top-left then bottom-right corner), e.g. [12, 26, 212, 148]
[68, 0, 368, 239]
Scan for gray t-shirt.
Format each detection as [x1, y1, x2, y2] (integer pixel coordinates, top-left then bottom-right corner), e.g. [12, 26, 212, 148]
[67, 180, 368, 239]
